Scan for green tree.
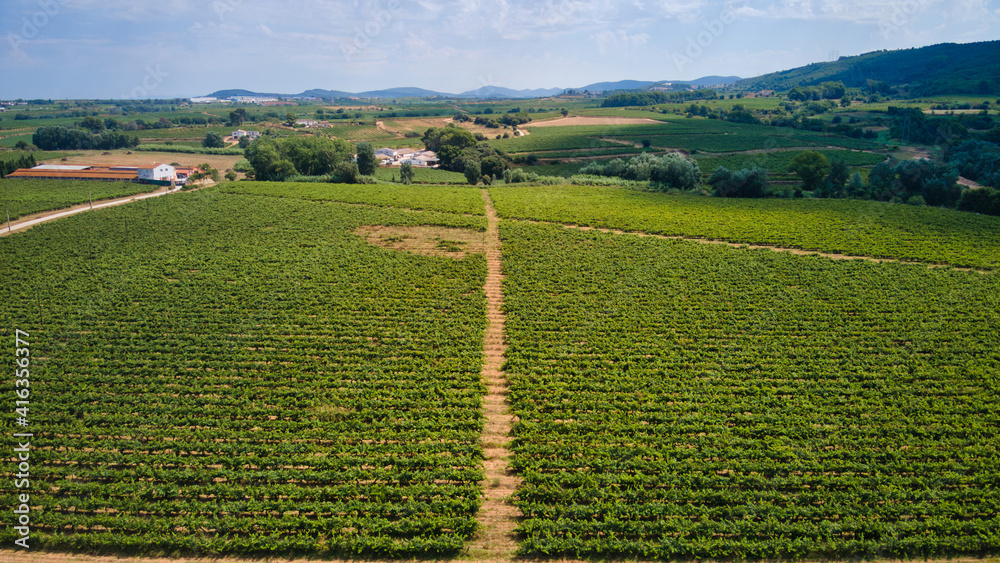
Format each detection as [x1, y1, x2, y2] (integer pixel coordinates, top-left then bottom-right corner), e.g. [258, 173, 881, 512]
[355, 142, 377, 176]
[464, 160, 481, 185]
[709, 166, 769, 198]
[481, 155, 507, 179]
[823, 158, 850, 198]
[229, 109, 247, 127]
[846, 172, 866, 198]
[561, 109, 569, 117]
[400, 162, 414, 185]
[225, 169, 237, 182]
[79, 116, 105, 134]
[286, 112, 297, 126]
[329, 161, 360, 184]
[203, 131, 226, 148]
[788, 151, 831, 192]
[423, 125, 477, 153]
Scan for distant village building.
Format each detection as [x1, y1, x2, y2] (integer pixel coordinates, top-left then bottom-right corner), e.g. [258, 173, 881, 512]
[374, 148, 439, 168]
[189, 97, 218, 104]
[295, 119, 321, 128]
[231, 96, 279, 104]
[232, 129, 262, 140]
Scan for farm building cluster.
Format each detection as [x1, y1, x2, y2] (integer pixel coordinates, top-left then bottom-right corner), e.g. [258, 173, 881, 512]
[374, 148, 439, 167]
[6, 163, 201, 186]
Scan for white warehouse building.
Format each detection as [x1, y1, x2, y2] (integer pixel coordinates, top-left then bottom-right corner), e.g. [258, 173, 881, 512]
[138, 163, 176, 183]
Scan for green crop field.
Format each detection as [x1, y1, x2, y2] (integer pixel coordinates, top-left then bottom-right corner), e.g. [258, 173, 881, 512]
[2, 177, 998, 561]
[695, 149, 888, 175]
[217, 181, 485, 215]
[0, 178, 159, 221]
[374, 166, 469, 185]
[495, 116, 886, 180]
[0, 190, 488, 557]
[501, 221, 1000, 559]
[489, 185, 1000, 270]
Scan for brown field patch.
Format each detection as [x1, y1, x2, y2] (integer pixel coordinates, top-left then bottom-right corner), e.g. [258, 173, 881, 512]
[39, 150, 243, 172]
[354, 225, 486, 258]
[378, 117, 515, 140]
[525, 116, 663, 127]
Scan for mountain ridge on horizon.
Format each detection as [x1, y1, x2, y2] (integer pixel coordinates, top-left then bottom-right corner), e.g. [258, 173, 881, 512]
[204, 76, 743, 100]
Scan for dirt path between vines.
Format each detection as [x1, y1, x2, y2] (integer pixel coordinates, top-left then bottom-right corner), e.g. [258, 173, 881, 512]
[467, 189, 521, 559]
[525, 221, 990, 274]
[0, 183, 213, 238]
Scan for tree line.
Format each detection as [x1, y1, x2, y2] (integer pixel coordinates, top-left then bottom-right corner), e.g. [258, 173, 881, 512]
[32, 126, 140, 151]
[0, 153, 36, 177]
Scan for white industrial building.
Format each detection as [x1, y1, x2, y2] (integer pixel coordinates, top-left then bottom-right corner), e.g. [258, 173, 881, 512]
[138, 164, 176, 182]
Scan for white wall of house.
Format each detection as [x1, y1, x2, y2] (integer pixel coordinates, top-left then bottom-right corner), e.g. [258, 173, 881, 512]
[138, 164, 176, 181]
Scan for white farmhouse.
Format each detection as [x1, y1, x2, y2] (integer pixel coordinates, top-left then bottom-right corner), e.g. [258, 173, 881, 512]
[232, 129, 262, 140]
[375, 148, 399, 159]
[138, 163, 176, 183]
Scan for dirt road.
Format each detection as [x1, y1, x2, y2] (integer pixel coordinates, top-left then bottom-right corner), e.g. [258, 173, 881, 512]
[0, 183, 211, 237]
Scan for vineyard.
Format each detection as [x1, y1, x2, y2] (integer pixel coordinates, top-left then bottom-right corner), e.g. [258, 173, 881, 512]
[217, 181, 486, 216]
[0, 190, 489, 556]
[489, 185, 1000, 270]
[1, 177, 998, 561]
[491, 117, 884, 159]
[373, 167, 469, 185]
[694, 149, 887, 177]
[501, 221, 1000, 559]
[0, 178, 159, 221]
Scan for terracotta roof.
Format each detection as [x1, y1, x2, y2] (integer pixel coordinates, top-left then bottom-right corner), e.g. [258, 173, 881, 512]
[7, 168, 138, 180]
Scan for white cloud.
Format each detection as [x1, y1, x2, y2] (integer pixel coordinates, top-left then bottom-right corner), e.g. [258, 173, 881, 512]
[654, 0, 707, 22]
[591, 29, 651, 54]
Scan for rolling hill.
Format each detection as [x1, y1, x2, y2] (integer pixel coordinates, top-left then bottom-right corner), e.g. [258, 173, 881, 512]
[202, 76, 741, 100]
[737, 40, 1000, 96]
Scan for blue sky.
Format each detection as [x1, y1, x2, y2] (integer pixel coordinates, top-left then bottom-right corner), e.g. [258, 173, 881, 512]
[2, 0, 998, 99]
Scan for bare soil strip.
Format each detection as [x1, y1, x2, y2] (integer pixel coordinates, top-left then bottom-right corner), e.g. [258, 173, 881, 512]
[527, 220, 989, 274]
[468, 189, 522, 559]
[354, 224, 487, 259]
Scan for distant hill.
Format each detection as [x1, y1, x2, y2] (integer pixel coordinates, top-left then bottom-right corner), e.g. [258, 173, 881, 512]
[577, 80, 658, 93]
[354, 87, 451, 98]
[685, 75, 741, 87]
[737, 41, 1000, 96]
[202, 75, 745, 101]
[299, 88, 353, 99]
[458, 86, 564, 99]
